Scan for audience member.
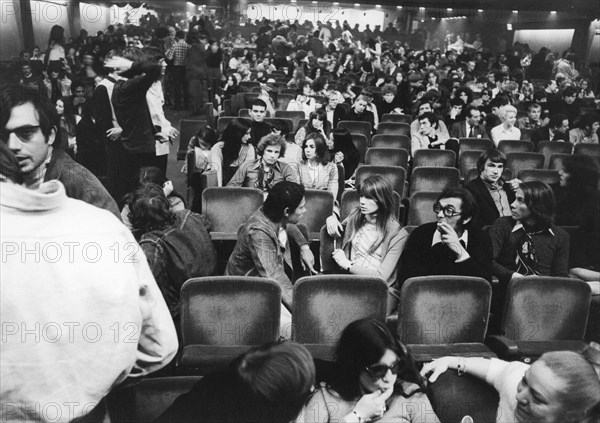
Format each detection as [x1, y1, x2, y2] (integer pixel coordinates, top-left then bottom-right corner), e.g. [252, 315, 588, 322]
[301, 318, 440, 423]
[0, 142, 178, 422]
[294, 108, 330, 146]
[516, 102, 543, 131]
[211, 117, 255, 186]
[464, 149, 519, 228]
[342, 95, 376, 134]
[569, 113, 600, 145]
[449, 105, 488, 139]
[411, 111, 458, 156]
[295, 132, 338, 199]
[399, 187, 493, 285]
[530, 113, 570, 148]
[490, 104, 521, 146]
[249, 99, 272, 146]
[327, 127, 360, 180]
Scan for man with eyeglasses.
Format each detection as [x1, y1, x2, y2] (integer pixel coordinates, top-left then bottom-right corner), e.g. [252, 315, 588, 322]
[398, 187, 493, 286]
[1, 89, 120, 218]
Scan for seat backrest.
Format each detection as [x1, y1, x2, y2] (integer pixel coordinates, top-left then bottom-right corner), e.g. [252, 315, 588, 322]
[300, 189, 335, 237]
[351, 133, 368, 163]
[458, 138, 494, 157]
[264, 118, 294, 135]
[366, 147, 409, 169]
[340, 189, 402, 221]
[412, 149, 456, 168]
[501, 277, 591, 341]
[398, 276, 491, 344]
[202, 187, 263, 235]
[497, 140, 534, 154]
[181, 276, 281, 346]
[410, 166, 460, 195]
[298, 118, 308, 130]
[506, 152, 545, 178]
[574, 143, 600, 157]
[338, 120, 372, 143]
[536, 141, 573, 168]
[238, 108, 250, 118]
[428, 372, 499, 423]
[108, 377, 201, 423]
[377, 122, 411, 137]
[548, 153, 572, 170]
[371, 134, 410, 150]
[519, 169, 560, 185]
[275, 110, 306, 132]
[381, 114, 412, 124]
[178, 119, 207, 161]
[458, 150, 482, 178]
[355, 165, 406, 198]
[292, 275, 388, 344]
[407, 192, 439, 226]
[239, 81, 261, 90]
[520, 128, 533, 141]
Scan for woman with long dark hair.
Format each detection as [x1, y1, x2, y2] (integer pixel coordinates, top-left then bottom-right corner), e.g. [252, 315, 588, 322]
[326, 127, 360, 180]
[295, 132, 338, 199]
[210, 118, 255, 186]
[300, 318, 439, 423]
[294, 108, 330, 145]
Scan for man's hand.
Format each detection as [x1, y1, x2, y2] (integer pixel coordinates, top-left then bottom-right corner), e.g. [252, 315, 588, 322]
[437, 222, 464, 257]
[103, 56, 133, 73]
[300, 245, 316, 274]
[507, 178, 521, 191]
[106, 127, 123, 141]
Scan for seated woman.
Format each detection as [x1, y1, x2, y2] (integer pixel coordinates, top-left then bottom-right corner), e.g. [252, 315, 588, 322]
[287, 81, 317, 118]
[156, 341, 315, 423]
[210, 118, 256, 186]
[227, 133, 297, 196]
[128, 183, 217, 329]
[325, 175, 406, 312]
[121, 166, 186, 230]
[376, 83, 404, 118]
[300, 318, 439, 423]
[295, 132, 339, 200]
[295, 108, 331, 146]
[554, 155, 600, 293]
[411, 111, 459, 157]
[490, 104, 521, 147]
[327, 127, 360, 181]
[421, 342, 600, 423]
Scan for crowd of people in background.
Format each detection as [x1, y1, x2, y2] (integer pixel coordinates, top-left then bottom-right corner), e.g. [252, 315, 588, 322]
[1, 9, 600, 423]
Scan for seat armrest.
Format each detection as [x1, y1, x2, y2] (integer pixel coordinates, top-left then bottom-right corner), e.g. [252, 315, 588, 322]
[486, 335, 519, 360]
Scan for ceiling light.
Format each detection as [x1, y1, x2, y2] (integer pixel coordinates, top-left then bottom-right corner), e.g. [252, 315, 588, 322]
[376, 4, 381, 8]
[446, 8, 452, 11]
[512, 10, 518, 13]
[397, 5, 402, 9]
[354, 3, 360, 6]
[550, 10, 557, 14]
[477, 9, 483, 12]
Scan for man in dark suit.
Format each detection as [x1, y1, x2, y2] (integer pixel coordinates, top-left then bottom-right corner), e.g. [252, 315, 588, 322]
[343, 95, 376, 134]
[464, 149, 518, 228]
[398, 187, 493, 285]
[450, 105, 489, 139]
[530, 113, 569, 149]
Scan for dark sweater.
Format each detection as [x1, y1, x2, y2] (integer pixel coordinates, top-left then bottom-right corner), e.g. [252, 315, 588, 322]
[398, 222, 493, 285]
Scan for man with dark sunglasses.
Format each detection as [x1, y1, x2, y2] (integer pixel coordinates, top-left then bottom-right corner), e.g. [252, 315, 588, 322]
[398, 187, 493, 285]
[1, 89, 120, 218]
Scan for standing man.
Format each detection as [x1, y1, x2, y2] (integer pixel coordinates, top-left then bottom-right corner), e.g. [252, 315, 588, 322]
[165, 30, 189, 111]
[0, 143, 178, 422]
[1, 88, 120, 218]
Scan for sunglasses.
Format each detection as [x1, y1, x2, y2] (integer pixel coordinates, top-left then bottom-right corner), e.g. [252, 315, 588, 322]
[365, 361, 401, 379]
[433, 202, 462, 218]
[0, 125, 41, 143]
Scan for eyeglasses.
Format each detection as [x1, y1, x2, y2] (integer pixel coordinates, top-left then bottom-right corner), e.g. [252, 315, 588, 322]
[433, 202, 462, 217]
[0, 125, 41, 143]
[365, 361, 401, 379]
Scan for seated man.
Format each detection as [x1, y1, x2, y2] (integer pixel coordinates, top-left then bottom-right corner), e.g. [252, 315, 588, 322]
[488, 181, 569, 324]
[398, 187, 493, 285]
[443, 97, 464, 128]
[1, 88, 120, 218]
[342, 94, 376, 134]
[410, 100, 450, 138]
[227, 133, 297, 194]
[128, 183, 218, 329]
[516, 102, 543, 131]
[249, 99, 273, 147]
[530, 113, 569, 149]
[450, 105, 488, 139]
[464, 149, 519, 228]
[226, 182, 314, 327]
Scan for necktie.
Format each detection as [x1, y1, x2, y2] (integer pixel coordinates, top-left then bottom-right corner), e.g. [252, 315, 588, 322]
[468, 125, 474, 138]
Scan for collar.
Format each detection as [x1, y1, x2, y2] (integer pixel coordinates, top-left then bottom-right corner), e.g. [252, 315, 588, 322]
[482, 177, 504, 190]
[0, 179, 67, 212]
[511, 222, 555, 236]
[432, 228, 469, 248]
[249, 159, 282, 171]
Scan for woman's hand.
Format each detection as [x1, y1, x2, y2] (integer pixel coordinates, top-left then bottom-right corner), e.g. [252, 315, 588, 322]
[352, 386, 394, 421]
[326, 215, 343, 237]
[332, 249, 352, 270]
[420, 356, 458, 383]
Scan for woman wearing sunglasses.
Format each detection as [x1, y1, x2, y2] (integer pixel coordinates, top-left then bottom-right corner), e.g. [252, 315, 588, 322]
[300, 318, 439, 423]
